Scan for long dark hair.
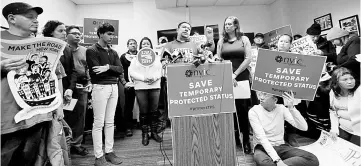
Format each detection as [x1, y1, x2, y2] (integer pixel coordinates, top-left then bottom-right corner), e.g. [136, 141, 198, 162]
[222, 16, 243, 42]
[139, 37, 153, 50]
[330, 67, 359, 97]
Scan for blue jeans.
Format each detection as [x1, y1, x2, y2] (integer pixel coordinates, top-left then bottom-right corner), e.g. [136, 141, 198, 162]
[135, 89, 161, 115]
[135, 89, 160, 133]
[253, 144, 319, 166]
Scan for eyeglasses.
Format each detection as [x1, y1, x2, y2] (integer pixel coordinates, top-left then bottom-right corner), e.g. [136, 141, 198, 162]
[68, 32, 82, 36]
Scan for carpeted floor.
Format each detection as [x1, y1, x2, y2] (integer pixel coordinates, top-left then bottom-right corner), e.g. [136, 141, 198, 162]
[71, 128, 256, 166]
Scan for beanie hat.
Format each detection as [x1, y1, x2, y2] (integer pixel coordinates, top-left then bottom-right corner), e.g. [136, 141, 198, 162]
[306, 23, 322, 35]
[327, 28, 349, 41]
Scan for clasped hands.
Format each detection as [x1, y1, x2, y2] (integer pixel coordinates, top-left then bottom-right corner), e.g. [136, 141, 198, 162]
[144, 76, 158, 85]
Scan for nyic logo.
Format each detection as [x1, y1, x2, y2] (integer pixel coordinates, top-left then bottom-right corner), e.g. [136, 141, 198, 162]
[275, 55, 305, 66]
[185, 68, 212, 77]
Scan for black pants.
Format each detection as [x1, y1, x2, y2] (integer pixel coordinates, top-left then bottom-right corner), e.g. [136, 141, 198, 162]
[64, 88, 88, 147]
[234, 99, 251, 145]
[123, 87, 136, 130]
[1, 122, 49, 166]
[159, 77, 168, 119]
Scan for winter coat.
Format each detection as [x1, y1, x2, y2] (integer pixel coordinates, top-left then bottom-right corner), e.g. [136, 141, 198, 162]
[337, 36, 360, 80]
[316, 36, 337, 63]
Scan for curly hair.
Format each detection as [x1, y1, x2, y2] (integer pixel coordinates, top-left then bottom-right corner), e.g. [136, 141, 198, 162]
[96, 22, 114, 38]
[139, 37, 153, 50]
[42, 20, 64, 37]
[330, 67, 360, 97]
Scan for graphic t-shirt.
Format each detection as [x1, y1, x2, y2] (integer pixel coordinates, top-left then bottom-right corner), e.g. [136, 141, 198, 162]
[164, 40, 199, 63]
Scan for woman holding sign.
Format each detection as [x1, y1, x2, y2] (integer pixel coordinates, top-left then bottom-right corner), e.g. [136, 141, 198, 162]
[216, 16, 252, 153]
[329, 67, 360, 146]
[129, 37, 163, 146]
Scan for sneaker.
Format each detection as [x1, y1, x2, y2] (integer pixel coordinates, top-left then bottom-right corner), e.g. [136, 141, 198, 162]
[105, 152, 123, 165]
[71, 146, 89, 156]
[94, 156, 111, 166]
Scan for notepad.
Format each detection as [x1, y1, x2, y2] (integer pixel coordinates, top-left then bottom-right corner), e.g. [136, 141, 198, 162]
[63, 99, 78, 111]
[233, 81, 251, 99]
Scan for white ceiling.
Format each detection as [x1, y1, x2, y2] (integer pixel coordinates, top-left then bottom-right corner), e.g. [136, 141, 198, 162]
[70, 0, 132, 5]
[70, 0, 277, 7]
[157, 0, 277, 8]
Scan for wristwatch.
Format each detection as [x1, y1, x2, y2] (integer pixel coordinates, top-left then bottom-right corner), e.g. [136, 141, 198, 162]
[274, 159, 281, 164]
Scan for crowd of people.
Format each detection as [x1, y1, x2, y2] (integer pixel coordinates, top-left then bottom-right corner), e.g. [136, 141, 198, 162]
[1, 2, 360, 166]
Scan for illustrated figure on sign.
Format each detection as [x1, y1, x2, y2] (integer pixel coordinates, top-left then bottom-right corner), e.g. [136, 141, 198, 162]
[39, 55, 51, 71]
[42, 69, 51, 83]
[26, 52, 40, 71]
[29, 64, 42, 84]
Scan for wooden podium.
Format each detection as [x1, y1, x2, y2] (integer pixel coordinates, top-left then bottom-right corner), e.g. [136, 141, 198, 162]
[167, 62, 237, 166]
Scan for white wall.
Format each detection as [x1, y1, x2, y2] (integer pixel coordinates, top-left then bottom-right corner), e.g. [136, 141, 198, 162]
[189, 5, 272, 34]
[282, 0, 361, 36]
[268, 0, 288, 30]
[75, 1, 187, 53]
[75, 0, 275, 53]
[1, 0, 77, 31]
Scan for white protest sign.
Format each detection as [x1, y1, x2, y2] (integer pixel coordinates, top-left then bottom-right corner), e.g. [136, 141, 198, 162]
[290, 36, 318, 55]
[1, 37, 66, 123]
[299, 130, 361, 166]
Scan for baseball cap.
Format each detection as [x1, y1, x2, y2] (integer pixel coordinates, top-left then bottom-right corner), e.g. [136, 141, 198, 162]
[255, 33, 264, 38]
[2, 2, 43, 19]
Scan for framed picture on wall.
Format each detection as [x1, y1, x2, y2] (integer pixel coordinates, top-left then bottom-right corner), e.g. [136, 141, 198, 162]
[339, 15, 360, 36]
[314, 13, 333, 31]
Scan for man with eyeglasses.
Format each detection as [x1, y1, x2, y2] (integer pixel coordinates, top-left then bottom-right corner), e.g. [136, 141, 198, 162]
[63, 25, 91, 156]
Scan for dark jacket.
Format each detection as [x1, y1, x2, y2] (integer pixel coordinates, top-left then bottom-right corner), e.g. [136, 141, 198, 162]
[337, 36, 360, 80]
[316, 36, 337, 63]
[120, 51, 137, 83]
[86, 43, 123, 84]
[60, 46, 75, 90]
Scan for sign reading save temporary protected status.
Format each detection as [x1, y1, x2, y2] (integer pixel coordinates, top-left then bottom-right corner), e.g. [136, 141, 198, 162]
[83, 18, 119, 45]
[167, 62, 234, 117]
[251, 49, 326, 101]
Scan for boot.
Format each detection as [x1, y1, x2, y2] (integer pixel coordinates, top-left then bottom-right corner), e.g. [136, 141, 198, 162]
[140, 114, 149, 146]
[150, 112, 163, 143]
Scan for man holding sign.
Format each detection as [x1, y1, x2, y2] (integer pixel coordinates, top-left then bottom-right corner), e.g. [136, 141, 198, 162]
[251, 48, 326, 100]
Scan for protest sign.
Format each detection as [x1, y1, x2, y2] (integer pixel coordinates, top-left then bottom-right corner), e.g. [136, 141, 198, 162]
[189, 35, 207, 45]
[263, 25, 293, 48]
[290, 36, 318, 55]
[167, 62, 234, 117]
[251, 49, 326, 100]
[137, 48, 156, 67]
[1, 37, 67, 123]
[299, 130, 360, 166]
[83, 18, 119, 44]
[249, 46, 259, 76]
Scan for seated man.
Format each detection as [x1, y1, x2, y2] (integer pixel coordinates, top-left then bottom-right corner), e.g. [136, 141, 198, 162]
[249, 91, 319, 166]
